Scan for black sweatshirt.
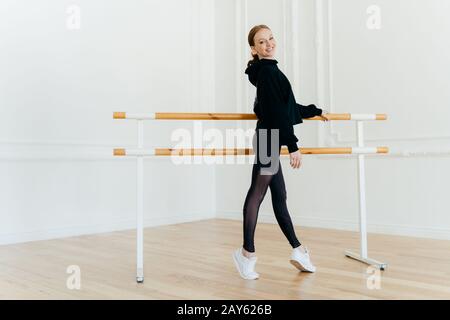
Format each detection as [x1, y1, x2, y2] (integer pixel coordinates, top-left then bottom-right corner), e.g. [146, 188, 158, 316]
[245, 58, 323, 153]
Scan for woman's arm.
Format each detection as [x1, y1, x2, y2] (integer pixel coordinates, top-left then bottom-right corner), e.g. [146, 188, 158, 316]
[257, 68, 299, 153]
[297, 103, 323, 119]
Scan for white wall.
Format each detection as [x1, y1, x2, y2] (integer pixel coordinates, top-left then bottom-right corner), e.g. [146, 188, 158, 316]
[0, 0, 216, 244]
[216, 0, 450, 240]
[1, 0, 449, 246]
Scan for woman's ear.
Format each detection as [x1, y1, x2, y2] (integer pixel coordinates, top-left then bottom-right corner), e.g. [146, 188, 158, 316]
[250, 46, 257, 56]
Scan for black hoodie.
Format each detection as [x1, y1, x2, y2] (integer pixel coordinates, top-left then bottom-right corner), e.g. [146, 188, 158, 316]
[244, 58, 323, 153]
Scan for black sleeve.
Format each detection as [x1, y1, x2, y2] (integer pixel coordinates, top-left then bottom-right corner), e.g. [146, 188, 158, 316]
[257, 68, 299, 153]
[297, 103, 323, 119]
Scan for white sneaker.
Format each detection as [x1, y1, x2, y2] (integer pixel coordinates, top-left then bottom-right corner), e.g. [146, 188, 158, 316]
[290, 246, 316, 273]
[232, 248, 259, 280]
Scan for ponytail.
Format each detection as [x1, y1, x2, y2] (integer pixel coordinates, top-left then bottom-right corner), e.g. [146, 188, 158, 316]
[247, 53, 260, 68]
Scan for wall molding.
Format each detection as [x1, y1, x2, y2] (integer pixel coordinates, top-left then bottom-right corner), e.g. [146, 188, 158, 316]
[235, 0, 248, 132]
[319, 0, 450, 147]
[326, 134, 450, 144]
[0, 139, 171, 161]
[290, 0, 300, 93]
[191, 0, 200, 113]
[282, 0, 288, 71]
[191, 0, 215, 114]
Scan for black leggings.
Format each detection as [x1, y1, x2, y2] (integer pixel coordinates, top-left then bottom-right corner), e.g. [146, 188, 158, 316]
[242, 130, 301, 253]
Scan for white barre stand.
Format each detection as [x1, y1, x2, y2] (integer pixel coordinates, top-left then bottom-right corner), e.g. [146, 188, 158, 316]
[113, 112, 388, 283]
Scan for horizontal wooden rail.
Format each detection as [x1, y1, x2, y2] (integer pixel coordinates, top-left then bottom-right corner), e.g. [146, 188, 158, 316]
[113, 147, 389, 157]
[113, 112, 387, 121]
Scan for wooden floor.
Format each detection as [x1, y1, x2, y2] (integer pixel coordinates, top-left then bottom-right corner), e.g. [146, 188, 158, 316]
[1, 219, 450, 299]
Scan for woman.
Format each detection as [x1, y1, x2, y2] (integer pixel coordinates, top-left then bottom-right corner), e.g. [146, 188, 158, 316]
[232, 25, 330, 280]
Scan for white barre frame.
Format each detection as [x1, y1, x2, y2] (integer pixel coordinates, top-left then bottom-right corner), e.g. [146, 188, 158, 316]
[114, 113, 387, 283]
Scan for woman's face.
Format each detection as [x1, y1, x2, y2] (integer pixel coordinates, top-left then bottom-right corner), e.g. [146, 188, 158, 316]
[251, 28, 276, 59]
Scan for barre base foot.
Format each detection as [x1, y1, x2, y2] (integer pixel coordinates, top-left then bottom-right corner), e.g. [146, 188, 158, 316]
[344, 250, 387, 270]
[136, 268, 144, 283]
[136, 277, 144, 283]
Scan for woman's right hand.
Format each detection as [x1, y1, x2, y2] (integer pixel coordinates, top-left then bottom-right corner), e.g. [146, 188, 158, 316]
[289, 150, 302, 169]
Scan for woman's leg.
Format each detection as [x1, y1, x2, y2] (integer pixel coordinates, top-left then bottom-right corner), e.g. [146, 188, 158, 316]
[269, 161, 301, 249]
[242, 163, 274, 253]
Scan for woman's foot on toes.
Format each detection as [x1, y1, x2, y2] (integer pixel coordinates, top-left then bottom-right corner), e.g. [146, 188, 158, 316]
[290, 246, 316, 273]
[232, 248, 259, 280]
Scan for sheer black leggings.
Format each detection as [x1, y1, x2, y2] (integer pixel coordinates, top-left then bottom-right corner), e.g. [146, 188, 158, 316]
[242, 131, 301, 253]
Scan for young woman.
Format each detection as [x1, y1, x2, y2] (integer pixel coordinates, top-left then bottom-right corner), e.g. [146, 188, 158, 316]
[232, 25, 330, 280]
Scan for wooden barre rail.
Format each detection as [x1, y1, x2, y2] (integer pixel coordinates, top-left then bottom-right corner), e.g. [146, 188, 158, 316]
[113, 112, 387, 121]
[113, 147, 389, 156]
[113, 110, 390, 282]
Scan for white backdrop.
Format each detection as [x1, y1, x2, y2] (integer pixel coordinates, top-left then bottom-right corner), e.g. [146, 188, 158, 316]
[1, 0, 449, 245]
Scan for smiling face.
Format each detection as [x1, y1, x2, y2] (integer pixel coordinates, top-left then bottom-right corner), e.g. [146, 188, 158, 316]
[250, 28, 276, 60]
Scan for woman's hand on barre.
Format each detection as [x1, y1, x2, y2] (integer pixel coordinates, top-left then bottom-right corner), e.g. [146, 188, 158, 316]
[289, 150, 302, 169]
[319, 109, 330, 121]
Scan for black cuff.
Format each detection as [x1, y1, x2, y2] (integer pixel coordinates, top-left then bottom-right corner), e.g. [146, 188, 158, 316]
[287, 142, 299, 153]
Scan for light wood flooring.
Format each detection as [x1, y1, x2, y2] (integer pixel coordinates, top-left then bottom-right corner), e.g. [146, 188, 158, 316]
[1, 219, 450, 299]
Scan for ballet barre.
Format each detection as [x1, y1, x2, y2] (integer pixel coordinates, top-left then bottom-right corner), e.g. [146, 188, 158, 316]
[113, 111, 387, 121]
[113, 147, 388, 157]
[113, 112, 389, 283]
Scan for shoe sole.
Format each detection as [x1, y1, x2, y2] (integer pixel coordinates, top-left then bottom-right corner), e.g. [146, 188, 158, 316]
[290, 259, 315, 273]
[232, 251, 259, 280]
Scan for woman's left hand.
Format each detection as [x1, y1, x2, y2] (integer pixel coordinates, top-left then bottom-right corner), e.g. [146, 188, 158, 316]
[318, 110, 330, 121]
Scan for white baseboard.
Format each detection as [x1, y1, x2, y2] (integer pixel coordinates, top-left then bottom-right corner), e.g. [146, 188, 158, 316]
[216, 210, 450, 241]
[3, 210, 449, 246]
[0, 212, 215, 246]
